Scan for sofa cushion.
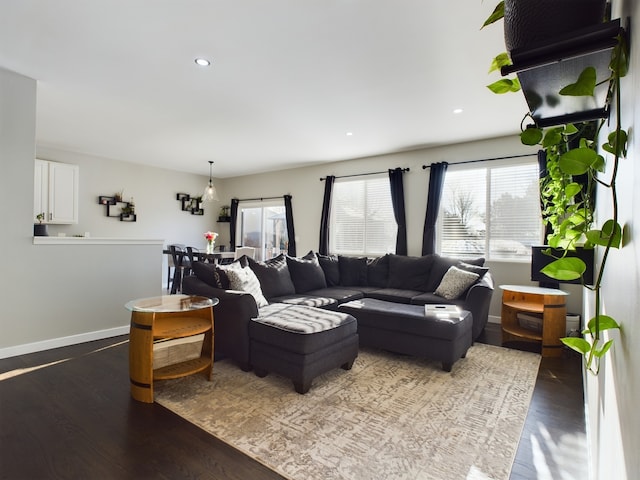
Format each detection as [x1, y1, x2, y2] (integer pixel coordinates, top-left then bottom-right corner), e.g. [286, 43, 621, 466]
[434, 266, 480, 300]
[304, 287, 366, 304]
[387, 254, 435, 291]
[317, 253, 340, 287]
[247, 254, 296, 299]
[226, 266, 269, 307]
[424, 255, 485, 292]
[457, 261, 489, 279]
[366, 288, 424, 304]
[338, 256, 368, 286]
[191, 261, 222, 288]
[268, 294, 339, 310]
[286, 252, 327, 293]
[367, 255, 390, 288]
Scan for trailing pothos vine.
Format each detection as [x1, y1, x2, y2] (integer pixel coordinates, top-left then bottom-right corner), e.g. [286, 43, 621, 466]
[483, 8, 629, 374]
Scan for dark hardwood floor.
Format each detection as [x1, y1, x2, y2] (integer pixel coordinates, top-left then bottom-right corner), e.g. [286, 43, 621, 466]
[0, 324, 586, 480]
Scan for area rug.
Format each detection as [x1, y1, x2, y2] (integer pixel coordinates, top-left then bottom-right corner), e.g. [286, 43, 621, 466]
[155, 344, 541, 480]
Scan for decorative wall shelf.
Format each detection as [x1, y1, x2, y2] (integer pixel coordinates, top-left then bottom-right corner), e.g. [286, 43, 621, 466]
[98, 196, 137, 222]
[501, 19, 627, 128]
[176, 193, 204, 215]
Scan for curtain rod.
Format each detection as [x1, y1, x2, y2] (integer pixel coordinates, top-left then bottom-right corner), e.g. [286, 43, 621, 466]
[421, 153, 535, 169]
[234, 195, 286, 202]
[320, 167, 410, 181]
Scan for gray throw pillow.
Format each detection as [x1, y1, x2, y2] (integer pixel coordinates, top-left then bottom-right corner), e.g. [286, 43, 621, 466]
[425, 255, 485, 292]
[434, 266, 480, 300]
[338, 256, 368, 286]
[317, 253, 340, 286]
[387, 254, 435, 291]
[226, 266, 269, 307]
[286, 253, 328, 293]
[367, 255, 390, 288]
[248, 254, 296, 299]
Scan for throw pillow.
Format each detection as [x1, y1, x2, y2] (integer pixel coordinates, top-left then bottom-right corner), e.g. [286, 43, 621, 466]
[424, 255, 485, 292]
[367, 254, 390, 288]
[216, 259, 246, 289]
[247, 254, 296, 299]
[387, 254, 435, 291]
[338, 256, 368, 286]
[226, 266, 269, 307]
[286, 253, 328, 293]
[317, 253, 340, 286]
[434, 266, 480, 300]
[457, 261, 489, 279]
[191, 261, 222, 288]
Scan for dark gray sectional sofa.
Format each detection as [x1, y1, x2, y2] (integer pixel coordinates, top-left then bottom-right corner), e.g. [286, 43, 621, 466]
[182, 252, 494, 373]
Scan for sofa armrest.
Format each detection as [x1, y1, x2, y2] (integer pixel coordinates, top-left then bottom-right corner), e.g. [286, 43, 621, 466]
[182, 275, 258, 369]
[463, 272, 495, 341]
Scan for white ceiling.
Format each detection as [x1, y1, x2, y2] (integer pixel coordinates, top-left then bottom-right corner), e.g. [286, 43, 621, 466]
[1, 0, 528, 178]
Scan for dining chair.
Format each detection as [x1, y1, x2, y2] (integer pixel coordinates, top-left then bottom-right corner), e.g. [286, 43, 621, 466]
[169, 245, 191, 294]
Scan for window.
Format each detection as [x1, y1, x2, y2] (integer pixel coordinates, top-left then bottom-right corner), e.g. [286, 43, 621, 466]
[437, 160, 542, 261]
[236, 200, 289, 261]
[330, 176, 397, 256]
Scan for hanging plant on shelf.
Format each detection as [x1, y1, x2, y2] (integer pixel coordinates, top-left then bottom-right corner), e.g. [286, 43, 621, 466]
[482, 6, 629, 374]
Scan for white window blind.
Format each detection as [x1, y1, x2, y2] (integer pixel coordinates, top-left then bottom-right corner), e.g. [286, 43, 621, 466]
[330, 176, 397, 256]
[438, 160, 542, 261]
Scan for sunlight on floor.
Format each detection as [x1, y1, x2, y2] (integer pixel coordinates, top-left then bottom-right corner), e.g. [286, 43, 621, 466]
[0, 338, 129, 382]
[531, 421, 588, 480]
[466, 465, 493, 479]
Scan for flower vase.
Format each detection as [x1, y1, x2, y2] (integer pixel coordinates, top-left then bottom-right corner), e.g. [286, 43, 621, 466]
[206, 242, 214, 255]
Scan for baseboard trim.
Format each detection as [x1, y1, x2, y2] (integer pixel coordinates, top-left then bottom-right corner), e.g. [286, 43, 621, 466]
[488, 314, 501, 324]
[0, 326, 130, 359]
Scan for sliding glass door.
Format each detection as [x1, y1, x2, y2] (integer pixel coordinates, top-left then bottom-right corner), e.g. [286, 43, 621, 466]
[236, 201, 288, 261]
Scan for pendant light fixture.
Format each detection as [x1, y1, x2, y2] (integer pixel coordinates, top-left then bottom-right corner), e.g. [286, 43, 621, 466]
[202, 160, 218, 202]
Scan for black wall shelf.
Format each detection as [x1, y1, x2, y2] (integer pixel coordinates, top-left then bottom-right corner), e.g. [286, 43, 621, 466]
[98, 196, 137, 222]
[501, 19, 627, 128]
[176, 193, 204, 215]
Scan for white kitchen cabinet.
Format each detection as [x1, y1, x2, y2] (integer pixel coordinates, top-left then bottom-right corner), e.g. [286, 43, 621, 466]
[34, 159, 79, 224]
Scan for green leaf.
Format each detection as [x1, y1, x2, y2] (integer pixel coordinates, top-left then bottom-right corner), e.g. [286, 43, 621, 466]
[559, 147, 598, 175]
[585, 220, 622, 248]
[587, 315, 621, 333]
[561, 337, 591, 355]
[481, 2, 504, 29]
[610, 35, 629, 78]
[489, 53, 512, 73]
[487, 78, 520, 94]
[564, 182, 582, 199]
[542, 128, 563, 147]
[559, 67, 597, 96]
[602, 129, 628, 158]
[563, 124, 579, 135]
[520, 128, 543, 145]
[595, 340, 615, 358]
[541, 257, 585, 281]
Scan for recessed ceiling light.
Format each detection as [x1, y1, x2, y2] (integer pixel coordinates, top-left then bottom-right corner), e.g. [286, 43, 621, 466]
[453, 108, 463, 114]
[195, 58, 211, 67]
[346, 132, 353, 136]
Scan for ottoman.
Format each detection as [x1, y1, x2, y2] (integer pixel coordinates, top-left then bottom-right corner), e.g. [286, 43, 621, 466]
[249, 303, 359, 394]
[338, 298, 472, 372]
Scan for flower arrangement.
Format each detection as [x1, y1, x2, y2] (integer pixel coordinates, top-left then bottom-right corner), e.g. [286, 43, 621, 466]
[204, 231, 218, 254]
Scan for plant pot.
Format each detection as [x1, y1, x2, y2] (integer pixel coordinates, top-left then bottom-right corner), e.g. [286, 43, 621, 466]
[504, 0, 607, 52]
[34, 224, 48, 236]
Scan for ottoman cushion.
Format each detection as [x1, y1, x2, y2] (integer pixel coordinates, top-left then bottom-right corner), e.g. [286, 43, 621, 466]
[250, 303, 357, 355]
[339, 298, 471, 340]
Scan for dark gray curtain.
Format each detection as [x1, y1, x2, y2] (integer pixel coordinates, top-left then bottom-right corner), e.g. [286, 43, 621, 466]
[388, 168, 408, 255]
[284, 194, 296, 257]
[318, 175, 335, 255]
[230, 198, 239, 251]
[422, 162, 448, 255]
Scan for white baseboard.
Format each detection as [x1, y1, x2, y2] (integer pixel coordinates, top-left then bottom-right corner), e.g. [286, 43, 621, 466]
[0, 325, 129, 360]
[488, 314, 501, 324]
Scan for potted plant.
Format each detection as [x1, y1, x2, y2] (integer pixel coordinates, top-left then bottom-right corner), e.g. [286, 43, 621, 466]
[482, 6, 629, 374]
[34, 212, 48, 236]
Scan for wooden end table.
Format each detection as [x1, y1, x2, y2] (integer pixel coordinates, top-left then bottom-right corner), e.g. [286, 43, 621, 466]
[126, 294, 218, 403]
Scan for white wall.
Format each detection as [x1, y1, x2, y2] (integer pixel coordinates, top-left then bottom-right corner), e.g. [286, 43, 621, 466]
[0, 67, 224, 355]
[583, 2, 640, 478]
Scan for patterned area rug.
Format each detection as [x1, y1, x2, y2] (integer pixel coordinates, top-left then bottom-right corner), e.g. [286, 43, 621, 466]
[155, 344, 540, 480]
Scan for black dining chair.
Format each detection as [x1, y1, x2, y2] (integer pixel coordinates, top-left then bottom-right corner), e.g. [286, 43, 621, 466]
[169, 245, 191, 294]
